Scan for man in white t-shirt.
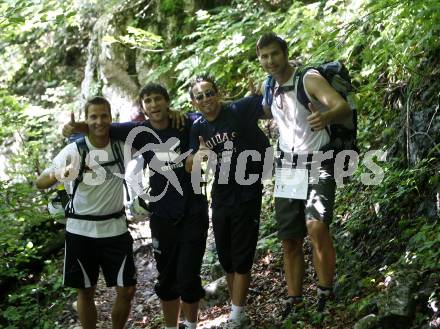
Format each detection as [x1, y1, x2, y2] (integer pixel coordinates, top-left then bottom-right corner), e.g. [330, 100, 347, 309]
[36, 96, 136, 329]
[256, 32, 351, 317]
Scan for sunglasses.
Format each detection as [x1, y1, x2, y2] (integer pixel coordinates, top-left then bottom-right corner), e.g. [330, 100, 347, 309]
[194, 89, 216, 102]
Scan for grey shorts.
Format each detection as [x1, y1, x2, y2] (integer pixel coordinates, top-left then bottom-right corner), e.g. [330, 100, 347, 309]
[275, 166, 336, 240]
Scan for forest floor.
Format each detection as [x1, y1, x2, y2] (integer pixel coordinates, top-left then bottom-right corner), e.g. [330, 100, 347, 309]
[58, 221, 355, 329]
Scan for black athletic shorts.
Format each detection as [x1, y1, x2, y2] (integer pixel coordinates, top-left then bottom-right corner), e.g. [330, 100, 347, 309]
[63, 231, 137, 289]
[149, 212, 208, 303]
[212, 197, 261, 274]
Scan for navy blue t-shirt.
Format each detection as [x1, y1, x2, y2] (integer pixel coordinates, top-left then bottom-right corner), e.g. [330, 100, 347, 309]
[110, 118, 207, 221]
[189, 95, 270, 206]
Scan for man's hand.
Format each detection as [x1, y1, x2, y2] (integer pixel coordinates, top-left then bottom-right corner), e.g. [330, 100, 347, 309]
[307, 102, 328, 131]
[185, 136, 211, 173]
[62, 112, 77, 137]
[193, 136, 211, 166]
[62, 112, 88, 137]
[35, 162, 78, 190]
[168, 110, 187, 130]
[57, 162, 77, 181]
[245, 80, 260, 97]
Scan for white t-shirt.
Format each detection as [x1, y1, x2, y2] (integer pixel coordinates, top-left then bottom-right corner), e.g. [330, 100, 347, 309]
[271, 69, 330, 154]
[45, 137, 128, 238]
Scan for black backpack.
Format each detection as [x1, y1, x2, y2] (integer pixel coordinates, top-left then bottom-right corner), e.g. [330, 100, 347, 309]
[64, 137, 129, 221]
[264, 60, 358, 154]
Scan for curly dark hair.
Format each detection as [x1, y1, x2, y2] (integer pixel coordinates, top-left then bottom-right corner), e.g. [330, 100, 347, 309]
[139, 83, 170, 103]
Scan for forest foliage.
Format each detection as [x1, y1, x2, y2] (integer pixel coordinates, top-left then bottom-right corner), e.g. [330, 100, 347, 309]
[0, 0, 439, 328]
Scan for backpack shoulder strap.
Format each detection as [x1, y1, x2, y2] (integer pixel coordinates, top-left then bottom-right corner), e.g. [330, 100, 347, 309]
[65, 137, 89, 215]
[75, 137, 89, 180]
[296, 66, 315, 110]
[264, 75, 275, 107]
[110, 138, 125, 174]
[110, 138, 130, 201]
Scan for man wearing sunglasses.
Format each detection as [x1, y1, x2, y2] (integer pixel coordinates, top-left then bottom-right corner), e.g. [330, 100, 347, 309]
[256, 32, 352, 318]
[186, 74, 270, 328]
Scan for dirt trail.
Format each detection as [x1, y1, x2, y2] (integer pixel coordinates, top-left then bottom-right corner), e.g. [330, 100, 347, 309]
[60, 223, 353, 329]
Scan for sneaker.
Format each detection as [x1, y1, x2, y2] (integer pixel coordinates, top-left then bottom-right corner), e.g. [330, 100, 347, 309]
[222, 314, 251, 328]
[316, 286, 334, 313]
[281, 296, 305, 320]
[179, 321, 197, 329]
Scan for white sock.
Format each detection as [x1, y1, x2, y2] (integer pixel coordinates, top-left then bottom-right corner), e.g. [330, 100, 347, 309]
[230, 304, 244, 320]
[184, 321, 197, 329]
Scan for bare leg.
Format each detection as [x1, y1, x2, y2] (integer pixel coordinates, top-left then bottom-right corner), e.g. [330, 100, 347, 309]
[226, 272, 234, 298]
[306, 220, 335, 288]
[282, 238, 305, 296]
[161, 298, 181, 327]
[231, 272, 250, 306]
[181, 300, 199, 323]
[112, 286, 136, 329]
[77, 286, 97, 329]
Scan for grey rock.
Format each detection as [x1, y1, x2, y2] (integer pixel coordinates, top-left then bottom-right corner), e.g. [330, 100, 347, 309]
[377, 272, 420, 328]
[209, 260, 225, 281]
[353, 314, 380, 329]
[203, 276, 229, 308]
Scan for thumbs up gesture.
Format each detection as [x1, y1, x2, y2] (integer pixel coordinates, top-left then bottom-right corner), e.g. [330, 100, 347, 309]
[193, 136, 211, 165]
[306, 102, 328, 131]
[62, 111, 89, 137]
[62, 112, 77, 137]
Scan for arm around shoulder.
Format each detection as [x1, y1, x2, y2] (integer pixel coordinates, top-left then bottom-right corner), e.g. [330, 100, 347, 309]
[63, 121, 88, 137]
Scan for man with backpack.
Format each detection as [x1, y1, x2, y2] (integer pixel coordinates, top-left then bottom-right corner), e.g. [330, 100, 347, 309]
[36, 96, 136, 329]
[256, 32, 352, 317]
[185, 74, 270, 328]
[63, 84, 209, 329]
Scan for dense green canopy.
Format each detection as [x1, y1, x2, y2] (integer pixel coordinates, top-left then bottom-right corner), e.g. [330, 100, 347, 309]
[0, 0, 438, 328]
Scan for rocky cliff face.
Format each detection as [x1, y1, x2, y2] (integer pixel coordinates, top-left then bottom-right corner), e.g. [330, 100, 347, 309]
[76, 0, 233, 122]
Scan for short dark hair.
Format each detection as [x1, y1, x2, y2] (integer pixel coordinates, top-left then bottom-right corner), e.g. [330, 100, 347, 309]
[139, 83, 170, 105]
[256, 32, 288, 56]
[84, 96, 111, 118]
[188, 74, 218, 100]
